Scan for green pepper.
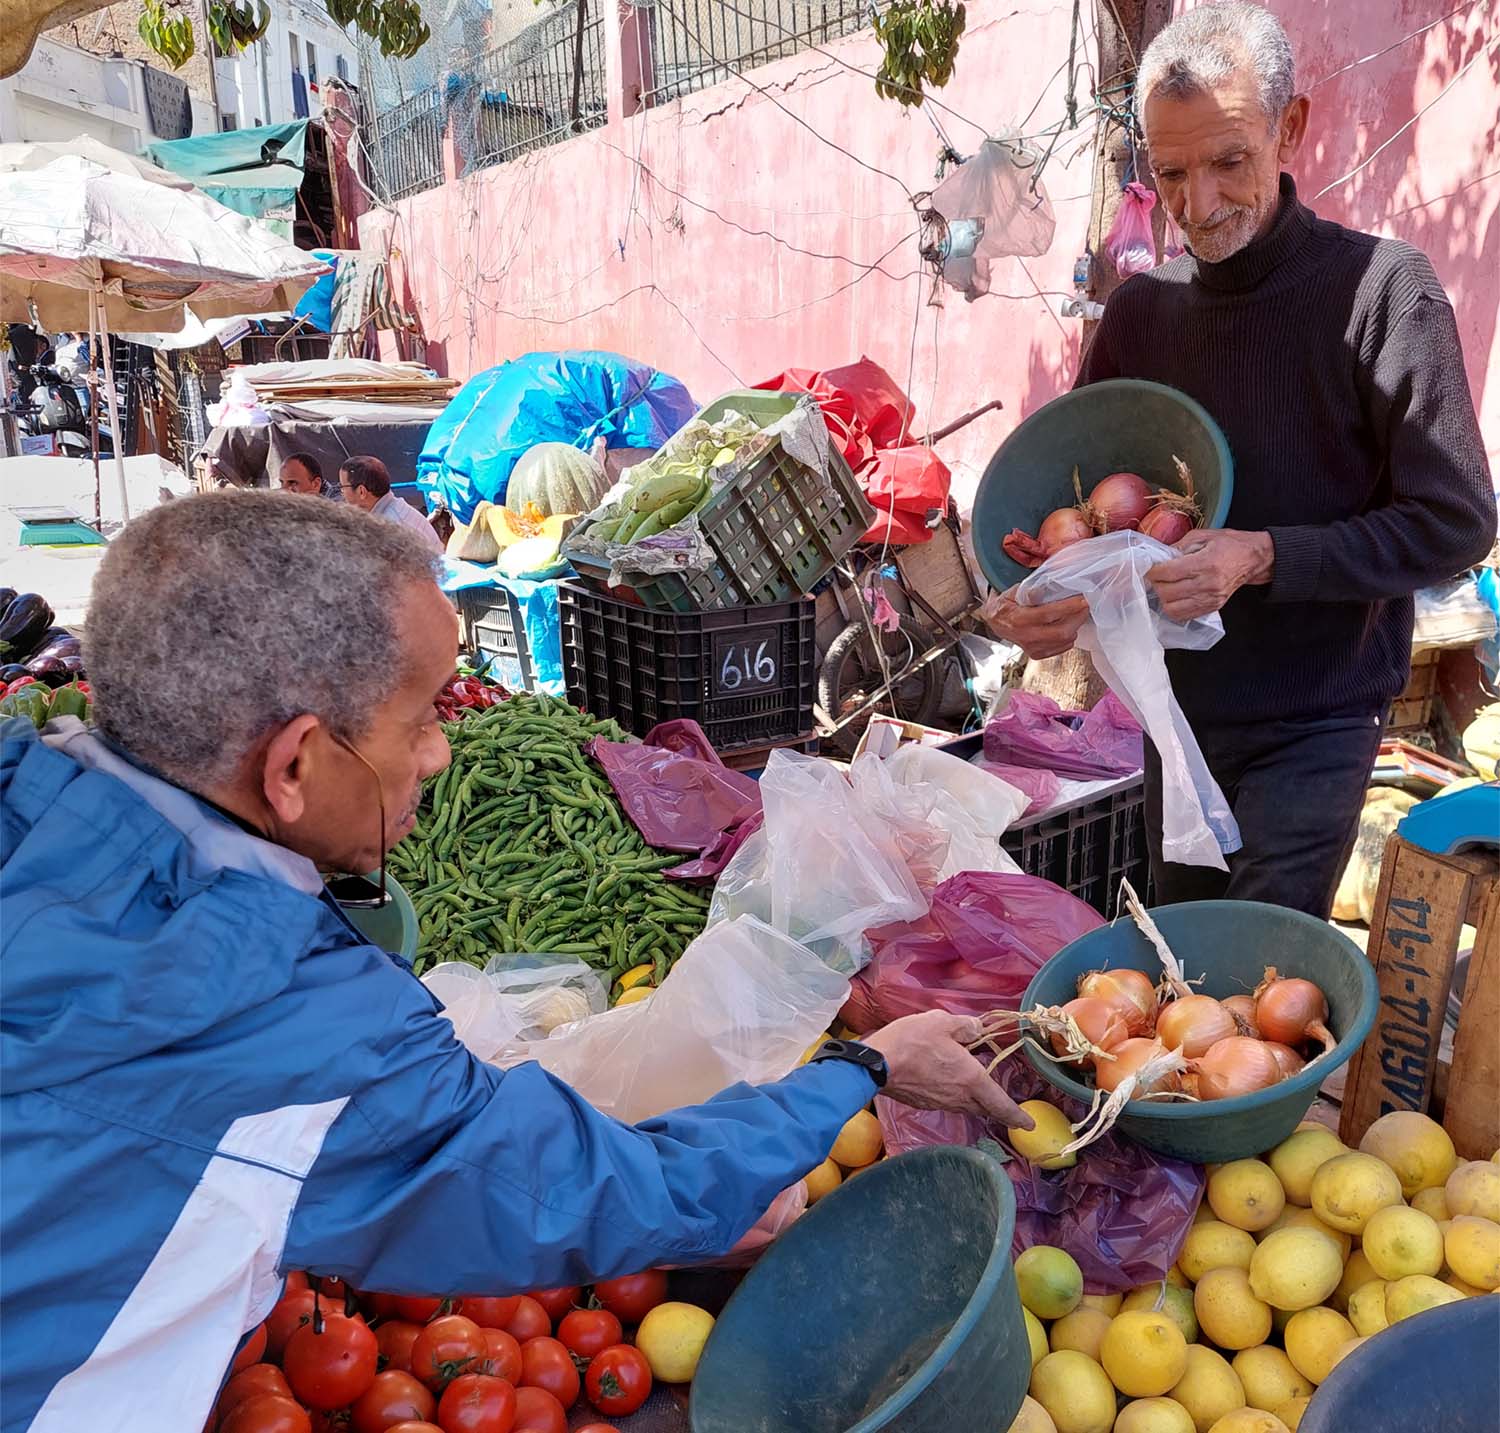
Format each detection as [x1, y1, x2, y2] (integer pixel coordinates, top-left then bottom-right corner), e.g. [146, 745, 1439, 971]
[46, 685, 89, 722]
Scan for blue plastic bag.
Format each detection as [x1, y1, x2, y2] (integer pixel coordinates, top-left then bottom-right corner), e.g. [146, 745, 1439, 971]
[418, 351, 695, 521]
[292, 249, 337, 332]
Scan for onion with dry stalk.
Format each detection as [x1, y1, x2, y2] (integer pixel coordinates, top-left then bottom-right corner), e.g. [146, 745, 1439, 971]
[1255, 968, 1336, 1054]
[1096, 1037, 1185, 1095]
[1119, 879, 1198, 1000]
[1077, 968, 1159, 1038]
[967, 1004, 1125, 1078]
[1222, 994, 1261, 1038]
[1058, 1043, 1193, 1157]
[1051, 996, 1130, 1058]
[1087, 471, 1154, 532]
[1192, 1036, 1284, 1101]
[1157, 994, 1238, 1059]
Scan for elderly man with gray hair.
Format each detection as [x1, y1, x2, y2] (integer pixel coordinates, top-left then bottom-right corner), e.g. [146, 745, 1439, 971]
[0, 490, 1031, 1432]
[993, 1, 1494, 919]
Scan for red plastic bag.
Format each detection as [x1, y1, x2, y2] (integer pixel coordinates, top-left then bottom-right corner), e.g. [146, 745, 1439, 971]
[840, 871, 1105, 1031]
[983, 691, 1143, 780]
[1105, 181, 1158, 278]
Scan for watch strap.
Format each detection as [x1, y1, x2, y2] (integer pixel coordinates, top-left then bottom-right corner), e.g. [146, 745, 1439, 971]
[809, 1037, 889, 1089]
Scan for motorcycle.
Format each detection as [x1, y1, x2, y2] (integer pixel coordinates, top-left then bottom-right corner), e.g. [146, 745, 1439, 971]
[10, 364, 110, 459]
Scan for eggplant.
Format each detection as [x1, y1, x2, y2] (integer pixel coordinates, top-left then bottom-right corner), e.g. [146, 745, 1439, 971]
[32, 626, 72, 649]
[0, 663, 28, 683]
[0, 588, 16, 617]
[25, 657, 70, 687]
[61, 654, 85, 674]
[0, 595, 55, 659]
[27, 636, 81, 662]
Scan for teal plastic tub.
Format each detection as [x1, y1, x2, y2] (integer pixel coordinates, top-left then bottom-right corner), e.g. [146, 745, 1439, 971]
[1021, 900, 1378, 1163]
[337, 871, 419, 963]
[971, 378, 1234, 592]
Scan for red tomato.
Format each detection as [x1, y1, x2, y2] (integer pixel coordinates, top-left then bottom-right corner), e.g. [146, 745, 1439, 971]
[376, 1321, 424, 1374]
[392, 1296, 457, 1324]
[575, 1426, 621, 1433]
[317, 1277, 354, 1309]
[218, 1364, 292, 1419]
[584, 1345, 651, 1418]
[528, 1288, 578, 1324]
[351, 1369, 437, 1433]
[284, 1273, 311, 1295]
[510, 1387, 566, 1433]
[231, 1324, 269, 1375]
[497, 1298, 550, 1345]
[518, 1338, 578, 1410]
[283, 1315, 380, 1410]
[477, 1329, 522, 1384]
[266, 1290, 322, 1359]
[362, 1293, 401, 1321]
[220, 1396, 313, 1433]
[556, 1310, 621, 1362]
[591, 1272, 667, 1325]
[409, 1315, 487, 1392]
[385, 1425, 445, 1433]
[457, 1297, 521, 1331]
[435, 1373, 517, 1433]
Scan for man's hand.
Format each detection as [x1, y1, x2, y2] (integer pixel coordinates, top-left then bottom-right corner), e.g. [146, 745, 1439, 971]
[986, 590, 1090, 660]
[1147, 529, 1274, 620]
[862, 1011, 1036, 1130]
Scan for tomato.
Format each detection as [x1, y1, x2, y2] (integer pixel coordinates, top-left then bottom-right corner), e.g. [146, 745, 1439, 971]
[392, 1297, 455, 1324]
[220, 1395, 313, 1433]
[284, 1314, 380, 1410]
[284, 1272, 311, 1295]
[510, 1387, 566, 1433]
[457, 1297, 521, 1331]
[376, 1321, 424, 1374]
[477, 1329, 522, 1384]
[556, 1310, 621, 1362]
[317, 1277, 354, 1310]
[528, 1288, 578, 1324]
[385, 1425, 444, 1433]
[350, 1369, 437, 1433]
[497, 1298, 550, 1345]
[518, 1338, 578, 1410]
[363, 1292, 400, 1321]
[308, 1412, 351, 1433]
[219, 1364, 292, 1418]
[229, 1324, 269, 1376]
[591, 1272, 667, 1325]
[266, 1290, 322, 1358]
[583, 1345, 651, 1418]
[435, 1373, 517, 1433]
[575, 1426, 621, 1433]
[409, 1315, 487, 1392]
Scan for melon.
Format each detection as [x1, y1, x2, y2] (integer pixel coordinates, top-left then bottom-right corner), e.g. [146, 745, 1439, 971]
[507, 443, 609, 518]
[499, 534, 565, 579]
[486, 503, 572, 552]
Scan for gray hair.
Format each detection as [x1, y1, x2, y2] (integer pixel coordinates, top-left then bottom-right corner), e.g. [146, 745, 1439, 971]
[87, 489, 441, 791]
[1136, 2, 1296, 127]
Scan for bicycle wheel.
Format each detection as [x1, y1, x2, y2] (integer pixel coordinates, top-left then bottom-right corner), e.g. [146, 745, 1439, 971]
[818, 614, 944, 755]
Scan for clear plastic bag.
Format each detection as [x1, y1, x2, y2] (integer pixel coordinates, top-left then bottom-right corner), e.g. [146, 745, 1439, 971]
[1017, 531, 1241, 869]
[423, 958, 609, 1060]
[1105, 181, 1158, 278]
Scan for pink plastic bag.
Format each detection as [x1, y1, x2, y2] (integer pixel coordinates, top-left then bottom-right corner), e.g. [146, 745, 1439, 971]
[983, 691, 1143, 780]
[971, 759, 1060, 815]
[840, 871, 1105, 1032]
[1105, 181, 1158, 278]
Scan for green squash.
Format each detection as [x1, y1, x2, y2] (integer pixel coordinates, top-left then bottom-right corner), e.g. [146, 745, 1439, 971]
[506, 443, 609, 518]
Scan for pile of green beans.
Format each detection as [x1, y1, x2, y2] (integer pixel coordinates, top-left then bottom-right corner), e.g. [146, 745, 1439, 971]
[387, 691, 712, 988]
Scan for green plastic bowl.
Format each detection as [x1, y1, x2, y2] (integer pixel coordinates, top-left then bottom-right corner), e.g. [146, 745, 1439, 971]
[1021, 900, 1378, 1163]
[338, 871, 419, 962]
[971, 379, 1235, 592]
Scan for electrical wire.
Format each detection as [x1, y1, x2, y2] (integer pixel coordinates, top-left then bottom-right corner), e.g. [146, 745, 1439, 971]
[1307, 0, 1489, 90]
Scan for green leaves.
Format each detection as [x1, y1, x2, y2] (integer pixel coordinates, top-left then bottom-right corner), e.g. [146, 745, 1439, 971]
[139, 0, 196, 70]
[873, 0, 967, 108]
[139, 0, 430, 70]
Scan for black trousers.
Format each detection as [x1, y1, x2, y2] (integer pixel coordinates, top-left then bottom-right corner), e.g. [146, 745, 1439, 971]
[1144, 710, 1385, 919]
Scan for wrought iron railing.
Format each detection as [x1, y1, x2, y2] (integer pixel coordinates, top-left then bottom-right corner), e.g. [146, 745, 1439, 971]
[367, 86, 446, 201]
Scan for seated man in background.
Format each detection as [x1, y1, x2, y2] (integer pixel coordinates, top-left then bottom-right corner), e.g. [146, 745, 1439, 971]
[277, 451, 340, 502]
[339, 453, 443, 554]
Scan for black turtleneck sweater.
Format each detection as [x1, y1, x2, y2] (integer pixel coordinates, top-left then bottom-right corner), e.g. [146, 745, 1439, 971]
[1078, 174, 1496, 727]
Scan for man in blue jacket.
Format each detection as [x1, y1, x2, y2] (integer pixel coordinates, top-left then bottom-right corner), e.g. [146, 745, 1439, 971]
[0, 490, 1030, 1433]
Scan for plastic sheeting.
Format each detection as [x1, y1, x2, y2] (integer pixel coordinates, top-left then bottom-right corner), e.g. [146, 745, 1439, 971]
[984, 690, 1144, 779]
[440, 563, 567, 695]
[418, 351, 696, 522]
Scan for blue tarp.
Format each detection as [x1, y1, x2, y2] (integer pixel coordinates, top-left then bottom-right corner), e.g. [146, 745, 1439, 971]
[418, 351, 695, 522]
[441, 559, 566, 695]
[293, 250, 338, 332]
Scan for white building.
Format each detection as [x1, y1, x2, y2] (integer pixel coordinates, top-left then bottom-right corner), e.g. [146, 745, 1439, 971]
[213, 0, 359, 132]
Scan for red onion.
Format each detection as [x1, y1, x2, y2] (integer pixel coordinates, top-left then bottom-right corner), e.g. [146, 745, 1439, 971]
[1038, 507, 1094, 555]
[1140, 505, 1195, 545]
[1087, 473, 1153, 532]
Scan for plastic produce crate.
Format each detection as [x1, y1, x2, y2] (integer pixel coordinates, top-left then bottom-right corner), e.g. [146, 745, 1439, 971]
[563, 390, 875, 612]
[558, 581, 816, 748]
[456, 585, 536, 693]
[1000, 775, 1152, 918]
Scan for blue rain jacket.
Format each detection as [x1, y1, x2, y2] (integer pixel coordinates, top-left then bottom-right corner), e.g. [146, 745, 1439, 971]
[0, 719, 871, 1432]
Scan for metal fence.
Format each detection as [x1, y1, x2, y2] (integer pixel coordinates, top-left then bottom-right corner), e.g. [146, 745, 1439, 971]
[639, 0, 871, 106]
[367, 87, 446, 202]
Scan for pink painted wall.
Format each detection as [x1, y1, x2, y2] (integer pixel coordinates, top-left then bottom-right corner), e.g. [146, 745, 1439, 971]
[364, 0, 1500, 498]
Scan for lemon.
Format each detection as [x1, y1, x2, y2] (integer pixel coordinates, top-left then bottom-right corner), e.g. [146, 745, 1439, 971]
[1411, 1185, 1450, 1220]
[1208, 1160, 1287, 1233]
[617, 963, 655, 993]
[1078, 1291, 1123, 1316]
[1015, 1245, 1084, 1321]
[1358, 1110, 1457, 1196]
[1248, 1227, 1344, 1310]
[803, 1157, 841, 1204]
[1010, 1100, 1080, 1170]
[1276, 1395, 1311, 1430]
[1330, 1248, 1379, 1312]
[1385, 1272, 1465, 1323]
[1258, 1206, 1351, 1262]
[1204, 1412, 1292, 1433]
[1007, 1395, 1058, 1433]
[1445, 1273, 1487, 1297]
[1122, 1282, 1199, 1343]
[1283, 1306, 1356, 1384]
[1180, 1221, 1258, 1282]
[1361, 1204, 1444, 1279]
[1446, 1160, 1500, 1222]
[1102, 1310, 1189, 1398]
[1049, 1307, 1112, 1362]
[614, 984, 654, 1006]
[635, 1301, 715, 1382]
[1023, 1306, 1049, 1369]
[1166, 1264, 1191, 1288]
[1193, 1268, 1272, 1351]
[1444, 1216, 1499, 1290]
[1327, 1335, 1369, 1374]
[1115, 1398, 1196, 1433]
[1267, 1127, 1346, 1206]
[1029, 1350, 1115, 1433]
[1309, 1152, 1403, 1234]
[1231, 1346, 1313, 1413]
[1346, 1278, 1390, 1336]
[830, 1109, 882, 1168]
[1170, 1345, 1246, 1433]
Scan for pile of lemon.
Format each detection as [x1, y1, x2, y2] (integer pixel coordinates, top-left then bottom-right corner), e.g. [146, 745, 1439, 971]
[1007, 1111, 1499, 1433]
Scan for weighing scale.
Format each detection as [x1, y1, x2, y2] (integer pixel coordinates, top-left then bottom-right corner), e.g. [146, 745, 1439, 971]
[9, 505, 106, 548]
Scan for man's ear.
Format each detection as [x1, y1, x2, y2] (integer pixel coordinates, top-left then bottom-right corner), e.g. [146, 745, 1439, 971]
[1278, 94, 1310, 163]
[260, 714, 323, 826]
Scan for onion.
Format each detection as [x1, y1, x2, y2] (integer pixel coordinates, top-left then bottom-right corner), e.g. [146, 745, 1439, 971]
[1050, 996, 1130, 1058]
[1087, 472, 1153, 532]
[1265, 1042, 1306, 1079]
[1038, 506, 1094, 556]
[1077, 968, 1159, 1038]
[1139, 504, 1195, 545]
[1222, 994, 1261, 1038]
[1192, 1035, 1283, 1101]
[1095, 1036, 1183, 1096]
[1255, 967, 1337, 1053]
[1156, 994, 1237, 1059]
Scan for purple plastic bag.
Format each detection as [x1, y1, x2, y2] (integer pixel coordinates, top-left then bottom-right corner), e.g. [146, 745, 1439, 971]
[586, 719, 762, 878]
[840, 871, 1105, 1032]
[983, 691, 1144, 779]
[1105, 181, 1158, 278]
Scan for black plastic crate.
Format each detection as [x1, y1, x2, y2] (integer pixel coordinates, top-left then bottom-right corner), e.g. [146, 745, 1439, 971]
[1000, 776, 1152, 918]
[558, 581, 816, 747]
[456, 585, 537, 693]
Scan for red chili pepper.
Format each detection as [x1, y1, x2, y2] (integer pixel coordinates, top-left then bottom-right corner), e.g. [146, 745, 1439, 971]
[4, 676, 37, 696]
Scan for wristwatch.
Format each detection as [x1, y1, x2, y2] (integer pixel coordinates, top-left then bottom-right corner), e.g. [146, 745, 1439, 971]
[809, 1038, 889, 1089]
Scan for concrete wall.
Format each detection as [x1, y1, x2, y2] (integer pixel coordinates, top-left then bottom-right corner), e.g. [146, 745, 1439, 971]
[214, 0, 359, 131]
[363, 0, 1500, 497]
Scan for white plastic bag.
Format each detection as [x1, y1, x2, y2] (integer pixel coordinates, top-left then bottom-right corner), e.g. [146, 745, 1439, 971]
[423, 958, 608, 1061]
[494, 916, 850, 1123]
[1017, 531, 1241, 870]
